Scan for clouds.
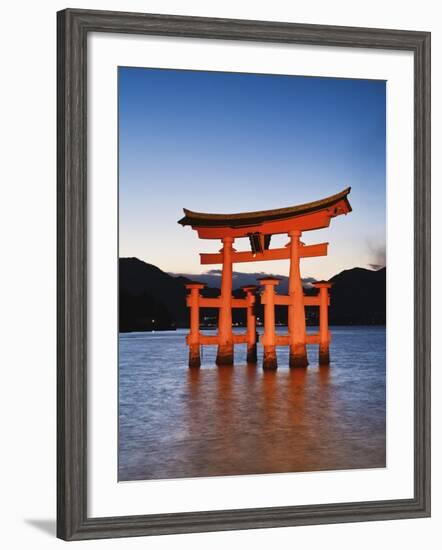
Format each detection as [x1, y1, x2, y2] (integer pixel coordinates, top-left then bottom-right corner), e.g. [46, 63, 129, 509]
[170, 269, 317, 292]
[367, 241, 386, 270]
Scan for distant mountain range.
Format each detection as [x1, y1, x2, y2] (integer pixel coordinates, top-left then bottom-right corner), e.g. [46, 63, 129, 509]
[328, 266, 386, 325]
[119, 257, 386, 332]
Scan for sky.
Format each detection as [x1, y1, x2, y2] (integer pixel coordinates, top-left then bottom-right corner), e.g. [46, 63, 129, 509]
[119, 67, 386, 281]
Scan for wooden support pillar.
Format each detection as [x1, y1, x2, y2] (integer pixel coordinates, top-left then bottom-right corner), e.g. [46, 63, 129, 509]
[288, 230, 308, 368]
[216, 236, 235, 366]
[185, 283, 205, 368]
[259, 277, 280, 370]
[241, 285, 258, 363]
[313, 281, 332, 365]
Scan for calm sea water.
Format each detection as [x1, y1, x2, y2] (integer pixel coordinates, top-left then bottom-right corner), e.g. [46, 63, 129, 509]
[119, 326, 386, 481]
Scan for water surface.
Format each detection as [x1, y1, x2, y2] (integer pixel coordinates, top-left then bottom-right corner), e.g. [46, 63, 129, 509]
[119, 326, 385, 481]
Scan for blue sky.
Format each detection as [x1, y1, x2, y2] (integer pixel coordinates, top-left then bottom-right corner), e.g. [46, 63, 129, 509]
[119, 67, 386, 280]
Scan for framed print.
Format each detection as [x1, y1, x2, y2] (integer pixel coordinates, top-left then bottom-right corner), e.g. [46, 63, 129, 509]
[57, 8, 431, 541]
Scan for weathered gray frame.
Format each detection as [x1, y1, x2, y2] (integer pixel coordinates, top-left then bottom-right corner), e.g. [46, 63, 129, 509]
[57, 8, 431, 541]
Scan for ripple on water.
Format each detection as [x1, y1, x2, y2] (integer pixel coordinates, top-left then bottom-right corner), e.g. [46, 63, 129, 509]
[118, 326, 386, 481]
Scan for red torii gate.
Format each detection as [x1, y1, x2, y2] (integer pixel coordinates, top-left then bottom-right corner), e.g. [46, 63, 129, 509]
[178, 188, 352, 369]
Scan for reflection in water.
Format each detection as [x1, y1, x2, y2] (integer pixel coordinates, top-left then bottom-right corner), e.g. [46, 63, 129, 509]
[119, 327, 386, 481]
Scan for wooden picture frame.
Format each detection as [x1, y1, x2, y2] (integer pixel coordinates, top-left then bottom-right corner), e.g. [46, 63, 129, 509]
[57, 8, 431, 541]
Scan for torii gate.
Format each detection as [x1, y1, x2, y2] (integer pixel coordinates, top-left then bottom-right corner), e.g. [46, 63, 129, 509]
[178, 187, 352, 369]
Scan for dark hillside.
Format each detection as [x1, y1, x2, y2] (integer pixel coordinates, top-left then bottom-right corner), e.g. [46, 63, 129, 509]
[119, 258, 386, 331]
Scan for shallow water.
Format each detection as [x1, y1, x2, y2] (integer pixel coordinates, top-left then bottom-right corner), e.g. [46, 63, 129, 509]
[119, 326, 386, 481]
